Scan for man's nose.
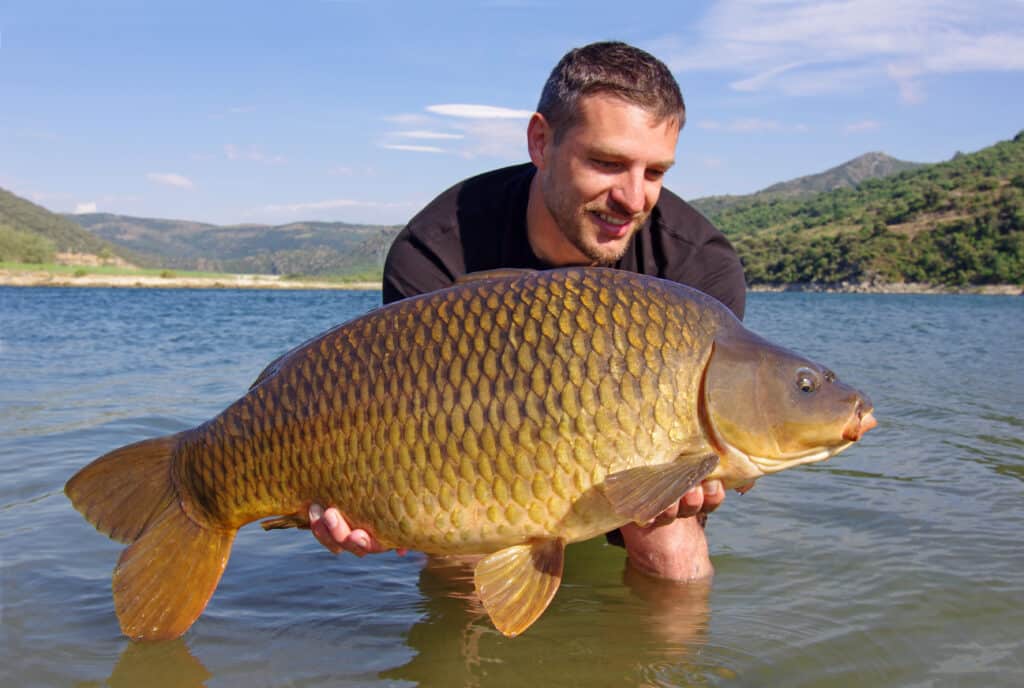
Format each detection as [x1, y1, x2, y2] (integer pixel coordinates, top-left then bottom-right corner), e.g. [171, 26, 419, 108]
[610, 170, 646, 215]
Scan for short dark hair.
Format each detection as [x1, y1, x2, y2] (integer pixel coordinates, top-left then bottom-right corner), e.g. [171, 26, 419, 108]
[537, 41, 686, 142]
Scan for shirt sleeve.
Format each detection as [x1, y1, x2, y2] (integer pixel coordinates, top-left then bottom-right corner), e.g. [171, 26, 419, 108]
[381, 228, 459, 305]
[695, 234, 747, 320]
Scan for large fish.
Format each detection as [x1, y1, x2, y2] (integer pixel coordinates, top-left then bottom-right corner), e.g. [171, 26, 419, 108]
[66, 267, 876, 641]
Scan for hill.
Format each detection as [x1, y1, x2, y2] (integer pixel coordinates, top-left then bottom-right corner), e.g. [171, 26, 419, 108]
[691, 152, 923, 217]
[717, 132, 1024, 287]
[69, 214, 401, 277]
[6, 134, 1021, 289]
[0, 187, 131, 264]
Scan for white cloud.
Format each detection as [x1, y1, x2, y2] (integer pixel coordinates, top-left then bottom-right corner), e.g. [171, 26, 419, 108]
[384, 113, 432, 125]
[730, 61, 809, 92]
[381, 144, 447, 153]
[146, 172, 194, 189]
[660, 0, 1024, 102]
[845, 119, 881, 134]
[426, 104, 533, 119]
[380, 105, 529, 161]
[449, 119, 525, 159]
[395, 130, 465, 140]
[73, 202, 98, 214]
[328, 165, 353, 176]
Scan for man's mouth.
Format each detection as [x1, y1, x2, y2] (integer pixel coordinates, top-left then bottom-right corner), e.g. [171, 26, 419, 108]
[589, 210, 633, 238]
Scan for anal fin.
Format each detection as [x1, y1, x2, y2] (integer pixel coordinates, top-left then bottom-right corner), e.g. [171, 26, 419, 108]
[473, 538, 564, 637]
[114, 503, 235, 641]
[602, 452, 719, 525]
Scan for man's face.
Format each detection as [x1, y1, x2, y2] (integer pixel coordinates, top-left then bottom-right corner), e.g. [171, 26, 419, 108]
[531, 94, 680, 265]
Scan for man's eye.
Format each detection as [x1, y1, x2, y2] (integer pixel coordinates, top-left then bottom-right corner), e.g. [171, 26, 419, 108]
[646, 169, 666, 181]
[593, 159, 620, 170]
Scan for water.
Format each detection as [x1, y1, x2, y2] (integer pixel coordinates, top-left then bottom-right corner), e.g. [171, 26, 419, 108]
[1, 286, 1022, 687]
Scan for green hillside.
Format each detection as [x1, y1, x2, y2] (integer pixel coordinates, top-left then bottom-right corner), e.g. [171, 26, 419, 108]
[7, 132, 1021, 288]
[718, 132, 1024, 287]
[0, 188, 128, 263]
[70, 213, 400, 277]
[692, 152, 922, 217]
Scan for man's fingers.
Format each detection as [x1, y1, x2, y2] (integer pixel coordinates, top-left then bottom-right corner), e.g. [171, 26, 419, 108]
[701, 480, 725, 514]
[676, 486, 704, 518]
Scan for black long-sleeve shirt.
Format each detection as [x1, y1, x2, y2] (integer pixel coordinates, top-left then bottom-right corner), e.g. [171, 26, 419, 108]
[382, 163, 746, 320]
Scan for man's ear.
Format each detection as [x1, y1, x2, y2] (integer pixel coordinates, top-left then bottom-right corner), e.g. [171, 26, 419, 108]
[527, 113, 553, 169]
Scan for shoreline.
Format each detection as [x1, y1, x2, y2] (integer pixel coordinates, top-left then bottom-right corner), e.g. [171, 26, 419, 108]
[0, 269, 379, 291]
[748, 282, 1022, 296]
[0, 269, 1019, 295]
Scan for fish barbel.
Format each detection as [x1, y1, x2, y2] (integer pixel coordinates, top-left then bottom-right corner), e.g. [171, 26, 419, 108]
[66, 267, 876, 640]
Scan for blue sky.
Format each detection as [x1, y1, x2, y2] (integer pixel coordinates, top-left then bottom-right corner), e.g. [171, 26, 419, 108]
[2, 0, 1023, 226]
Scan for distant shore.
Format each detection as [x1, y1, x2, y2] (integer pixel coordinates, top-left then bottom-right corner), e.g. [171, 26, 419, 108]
[0, 268, 1019, 295]
[748, 282, 1022, 295]
[0, 269, 379, 291]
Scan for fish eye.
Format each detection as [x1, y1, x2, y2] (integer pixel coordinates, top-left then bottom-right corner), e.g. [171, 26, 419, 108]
[796, 368, 819, 393]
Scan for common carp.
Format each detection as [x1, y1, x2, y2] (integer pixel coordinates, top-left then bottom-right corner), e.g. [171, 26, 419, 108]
[66, 267, 876, 641]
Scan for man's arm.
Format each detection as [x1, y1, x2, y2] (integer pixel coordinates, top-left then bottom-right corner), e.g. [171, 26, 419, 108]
[382, 226, 461, 304]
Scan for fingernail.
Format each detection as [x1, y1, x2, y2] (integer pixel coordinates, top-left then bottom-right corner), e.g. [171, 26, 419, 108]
[309, 504, 323, 521]
[324, 510, 339, 529]
[351, 532, 369, 549]
[705, 481, 721, 496]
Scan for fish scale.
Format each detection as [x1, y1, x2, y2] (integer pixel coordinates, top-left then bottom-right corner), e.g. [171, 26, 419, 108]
[181, 270, 699, 549]
[66, 266, 875, 640]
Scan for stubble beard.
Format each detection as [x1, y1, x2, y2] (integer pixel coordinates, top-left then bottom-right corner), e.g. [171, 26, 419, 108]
[544, 191, 646, 266]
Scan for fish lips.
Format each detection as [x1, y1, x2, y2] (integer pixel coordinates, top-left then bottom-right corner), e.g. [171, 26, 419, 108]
[841, 400, 877, 442]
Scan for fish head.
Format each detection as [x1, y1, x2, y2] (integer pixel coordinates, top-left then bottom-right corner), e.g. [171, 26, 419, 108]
[700, 331, 876, 485]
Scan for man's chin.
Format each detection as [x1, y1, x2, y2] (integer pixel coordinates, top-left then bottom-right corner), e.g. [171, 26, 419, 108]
[581, 239, 632, 265]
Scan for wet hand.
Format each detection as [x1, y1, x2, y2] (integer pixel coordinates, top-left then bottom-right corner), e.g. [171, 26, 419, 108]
[647, 479, 745, 527]
[308, 504, 407, 557]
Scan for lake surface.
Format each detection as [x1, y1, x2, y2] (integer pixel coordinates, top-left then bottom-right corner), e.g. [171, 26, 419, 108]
[1, 285, 1022, 687]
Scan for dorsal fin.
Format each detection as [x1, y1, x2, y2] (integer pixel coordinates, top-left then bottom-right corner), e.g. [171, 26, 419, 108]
[455, 268, 537, 285]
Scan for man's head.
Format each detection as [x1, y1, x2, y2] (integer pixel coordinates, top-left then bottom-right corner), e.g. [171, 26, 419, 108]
[537, 41, 685, 145]
[527, 42, 684, 266]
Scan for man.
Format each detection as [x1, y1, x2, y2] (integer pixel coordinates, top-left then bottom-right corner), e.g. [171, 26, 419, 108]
[309, 41, 748, 580]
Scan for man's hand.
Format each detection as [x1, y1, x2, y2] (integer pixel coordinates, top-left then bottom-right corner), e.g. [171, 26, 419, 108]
[644, 479, 726, 527]
[621, 478, 754, 581]
[308, 504, 406, 557]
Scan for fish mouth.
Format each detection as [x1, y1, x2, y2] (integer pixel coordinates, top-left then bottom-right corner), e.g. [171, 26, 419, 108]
[842, 401, 877, 441]
[696, 352, 875, 478]
[730, 402, 876, 475]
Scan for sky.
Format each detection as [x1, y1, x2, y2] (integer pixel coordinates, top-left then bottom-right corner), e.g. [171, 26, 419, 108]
[2, 0, 1023, 227]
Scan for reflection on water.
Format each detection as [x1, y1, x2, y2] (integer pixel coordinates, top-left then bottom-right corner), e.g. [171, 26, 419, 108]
[384, 544, 715, 688]
[77, 640, 210, 688]
[2, 287, 1023, 686]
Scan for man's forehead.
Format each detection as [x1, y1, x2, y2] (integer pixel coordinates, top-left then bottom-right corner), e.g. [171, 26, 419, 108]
[574, 92, 682, 130]
[566, 94, 680, 164]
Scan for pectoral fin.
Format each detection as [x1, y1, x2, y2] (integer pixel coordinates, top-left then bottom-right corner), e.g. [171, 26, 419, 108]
[602, 452, 719, 525]
[473, 538, 564, 637]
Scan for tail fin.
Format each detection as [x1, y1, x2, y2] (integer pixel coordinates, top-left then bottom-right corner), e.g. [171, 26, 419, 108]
[113, 501, 234, 640]
[66, 434, 183, 543]
[66, 433, 236, 640]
